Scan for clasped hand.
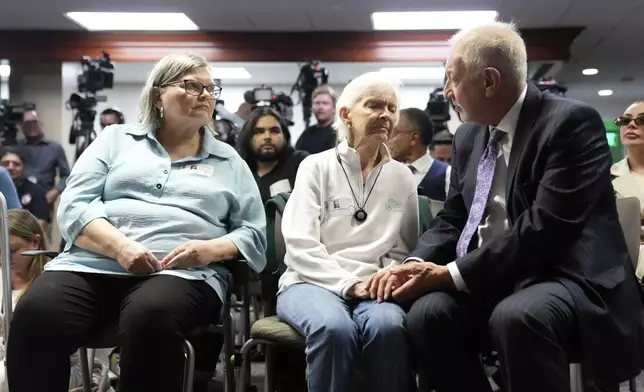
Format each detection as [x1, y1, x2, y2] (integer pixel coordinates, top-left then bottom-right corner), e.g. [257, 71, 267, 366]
[347, 262, 452, 303]
[115, 239, 215, 275]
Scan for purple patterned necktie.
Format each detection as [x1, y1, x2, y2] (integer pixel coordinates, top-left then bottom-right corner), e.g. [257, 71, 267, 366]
[456, 128, 505, 258]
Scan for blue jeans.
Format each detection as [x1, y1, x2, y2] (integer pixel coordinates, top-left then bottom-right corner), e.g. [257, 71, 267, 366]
[277, 283, 414, 392]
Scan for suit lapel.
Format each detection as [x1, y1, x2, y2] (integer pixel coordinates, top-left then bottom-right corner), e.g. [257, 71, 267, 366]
[506, 84, 543, 204]
[462, 124, 489, 207]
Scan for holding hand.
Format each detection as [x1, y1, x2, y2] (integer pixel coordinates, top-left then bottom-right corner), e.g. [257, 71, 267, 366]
[115, 239, 161, 275]
[366, 262, 454, 303]
[347, 281, 370, 299]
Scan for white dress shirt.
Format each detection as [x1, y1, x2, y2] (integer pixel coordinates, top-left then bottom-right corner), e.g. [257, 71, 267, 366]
[446, 86, 528, 291]
[408, 151, 451, 217]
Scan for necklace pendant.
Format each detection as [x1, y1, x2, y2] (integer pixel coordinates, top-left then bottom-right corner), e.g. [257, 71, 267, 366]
[354, 208, 368, 222]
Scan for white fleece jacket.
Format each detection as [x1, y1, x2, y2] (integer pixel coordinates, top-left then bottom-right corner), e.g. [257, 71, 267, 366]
[278, 140, 419, 298]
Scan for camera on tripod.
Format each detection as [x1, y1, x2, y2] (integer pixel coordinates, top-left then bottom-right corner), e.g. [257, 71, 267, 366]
[67, 51, 114, 159]
[535, 77, 567, 97]
[0, 101, 36, 146]
[244, 86, 295, 125]
[425, 88, 451, 133]
[291, 60, 329, 126]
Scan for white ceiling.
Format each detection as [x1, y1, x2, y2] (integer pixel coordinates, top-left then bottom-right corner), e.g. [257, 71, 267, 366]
[2, 0, 642, 109]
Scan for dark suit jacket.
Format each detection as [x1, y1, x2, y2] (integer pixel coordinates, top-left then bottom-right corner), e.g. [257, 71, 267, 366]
[409, 84, 644, 383]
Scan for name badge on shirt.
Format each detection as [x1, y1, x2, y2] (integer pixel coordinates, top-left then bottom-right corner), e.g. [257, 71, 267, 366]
[269, 179, 292, 197]
[323, 197, 354, 218]
[180, 163, 214, 177]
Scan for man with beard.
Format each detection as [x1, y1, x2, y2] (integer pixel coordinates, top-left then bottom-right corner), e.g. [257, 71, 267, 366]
[238, 106, 309, 203]
[295, 86, 337, 154]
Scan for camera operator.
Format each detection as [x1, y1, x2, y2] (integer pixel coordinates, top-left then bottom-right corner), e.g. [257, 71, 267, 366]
[99, 108, 125, 130]
[430, 130, 453, 164]
[18, 110, 70, 206]
[237, 107, 308, 204]
[295, 86, 337, 154]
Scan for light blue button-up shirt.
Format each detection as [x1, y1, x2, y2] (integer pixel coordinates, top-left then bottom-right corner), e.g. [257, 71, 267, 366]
[45, 123, 267, 301]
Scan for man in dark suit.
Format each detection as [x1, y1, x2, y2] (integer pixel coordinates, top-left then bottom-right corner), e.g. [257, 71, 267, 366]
[367, 22, 644, 392]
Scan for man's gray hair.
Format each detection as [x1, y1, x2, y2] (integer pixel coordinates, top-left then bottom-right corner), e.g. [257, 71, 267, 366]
[449, 21, 528, 89]
[332, 71, 403, 141]
[138, 53, 213, 128]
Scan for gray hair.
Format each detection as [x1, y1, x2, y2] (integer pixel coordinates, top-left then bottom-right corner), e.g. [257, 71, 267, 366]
[449, 21, 528, 90]
[138, 53, 213, 130]
[332, 71, 403, 142]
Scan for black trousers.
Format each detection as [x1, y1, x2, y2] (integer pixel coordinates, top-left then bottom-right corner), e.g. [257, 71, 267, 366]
[406, 280, 617, 392]
[7, 271, 222, 392]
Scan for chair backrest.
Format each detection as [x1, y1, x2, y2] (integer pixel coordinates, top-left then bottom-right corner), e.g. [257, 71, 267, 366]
[264, 192, 291, 277]
[615, 197, 641, 268]
[418, 195, 434, 234]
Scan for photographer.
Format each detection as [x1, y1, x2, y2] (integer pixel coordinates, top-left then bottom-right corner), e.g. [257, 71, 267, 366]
[18, 110, 70, 206]
[430, 130, 453, 164]
[295, 86, 337, 154]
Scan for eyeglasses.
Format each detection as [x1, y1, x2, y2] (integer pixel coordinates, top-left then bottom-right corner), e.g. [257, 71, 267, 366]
[160, 79, 222, 100]
[615, 115, 644, 127]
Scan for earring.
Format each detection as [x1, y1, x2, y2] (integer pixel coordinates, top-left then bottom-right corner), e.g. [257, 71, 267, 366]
[347, 122, 352, 129]
[159, 107, 164, 118]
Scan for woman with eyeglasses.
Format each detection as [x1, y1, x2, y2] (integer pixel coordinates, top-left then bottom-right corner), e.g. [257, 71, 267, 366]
[6, 53, 267, 392]
[611, 99, 644, 281]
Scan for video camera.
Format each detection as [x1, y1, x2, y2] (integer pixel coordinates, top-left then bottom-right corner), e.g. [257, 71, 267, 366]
[244, 86, 295, 125]
[291, 60, 329, 126]
[425, 88, 451, 133]
[66, 51, 114, 160]
[0, 101, 36, 146]
[212, 99, 244, 148]
[536, 77, 567, 97]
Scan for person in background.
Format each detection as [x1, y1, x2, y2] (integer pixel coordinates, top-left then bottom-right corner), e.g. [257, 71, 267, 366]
[17, 110, 70, 206]
[0, 210, 83, 391]
[6, 52, 267, 392]
[429, 130, 453, 164]
[235, 102, 253, 121]
[0, 166, 20, 209]
[277, 72, 419, 392]
[388, 108, 451, 217]
[295, 86, 337, 154]
[611, 99, 644, 281]
[368, 22, 644, 392]
[99, 108, 125, 130]
[1, 147, 51, 227]
[237, 106, 308, 204]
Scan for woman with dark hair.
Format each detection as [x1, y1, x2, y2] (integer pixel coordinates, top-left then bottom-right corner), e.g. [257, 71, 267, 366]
[237, 106, 308, 203]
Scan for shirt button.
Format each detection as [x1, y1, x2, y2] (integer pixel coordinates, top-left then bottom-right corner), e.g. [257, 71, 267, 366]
[201, 274, 207, 278]
[156, 183, 162, 189]
[163, 169, 168, 174]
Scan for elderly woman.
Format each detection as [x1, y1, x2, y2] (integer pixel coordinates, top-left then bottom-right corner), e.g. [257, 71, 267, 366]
[6, 53, 266, 392]
[612, 99, 644, 280]
[276, 72, 419, 392]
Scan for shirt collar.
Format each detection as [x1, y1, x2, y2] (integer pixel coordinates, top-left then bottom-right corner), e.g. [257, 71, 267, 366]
[495, 84, 528, 135]
[409, 151, 432, 174]
[123, 123, 233, 159]
[337, 139, 392, 167]
[611, 157, 631, 177]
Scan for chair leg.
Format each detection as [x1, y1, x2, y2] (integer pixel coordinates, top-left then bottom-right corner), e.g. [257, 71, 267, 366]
[183, 339, 196, 392]
[223, 309, 236, 392]
[79, 347, 92, 392]
[237, 338, 264, 392]
[629, 377, 637, 392]
[264, 345, 276, 392]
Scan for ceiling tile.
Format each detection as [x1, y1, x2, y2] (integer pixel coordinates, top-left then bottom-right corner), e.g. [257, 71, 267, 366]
[556, 0, 640, 26]
[246, 11, 313, 31]
[498, 0, 573, 27]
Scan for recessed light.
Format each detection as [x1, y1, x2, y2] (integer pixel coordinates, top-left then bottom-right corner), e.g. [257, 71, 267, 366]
[582, 68, 598, 76]
[64, 12, 199, 31]
[597, 89, 613, 96]
[371, 11, 498, 30]
[210, 67, 251, 80]
[380, 67, 445, 80]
